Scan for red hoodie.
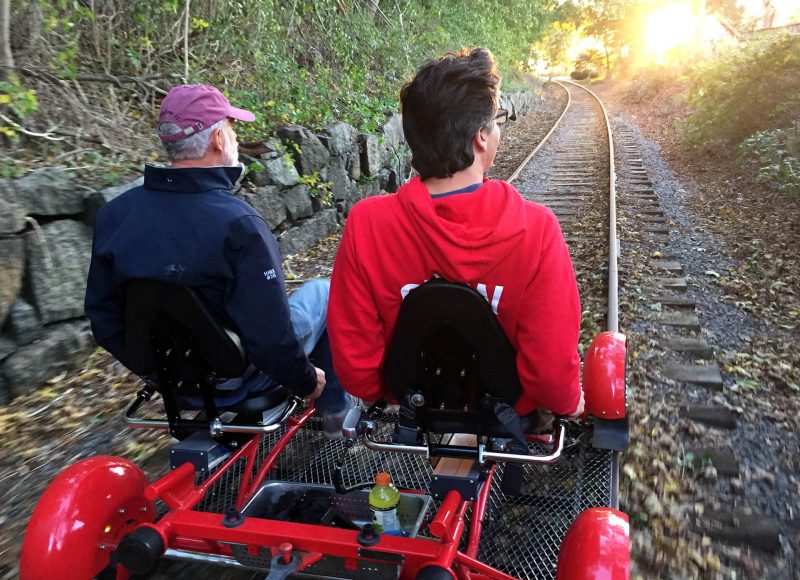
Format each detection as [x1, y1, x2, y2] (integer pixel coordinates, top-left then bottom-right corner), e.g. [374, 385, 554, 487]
[328, 176, 581, 416]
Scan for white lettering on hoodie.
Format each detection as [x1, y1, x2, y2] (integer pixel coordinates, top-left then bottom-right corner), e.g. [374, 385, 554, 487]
[400, 280, 504, 315]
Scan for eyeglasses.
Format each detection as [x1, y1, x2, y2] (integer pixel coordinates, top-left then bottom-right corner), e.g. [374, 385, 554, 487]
[495, 108, 509, 125]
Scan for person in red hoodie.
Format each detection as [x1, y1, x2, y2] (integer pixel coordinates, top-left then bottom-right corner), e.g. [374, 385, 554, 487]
[327, 47, 584, 419]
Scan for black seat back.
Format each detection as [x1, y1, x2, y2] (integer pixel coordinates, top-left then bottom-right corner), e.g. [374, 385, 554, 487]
[125, 279, 247, 382]
[384, 279, 522, 435]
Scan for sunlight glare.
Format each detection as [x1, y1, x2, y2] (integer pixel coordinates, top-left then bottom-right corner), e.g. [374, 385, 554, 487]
[644, 3, 698, 60]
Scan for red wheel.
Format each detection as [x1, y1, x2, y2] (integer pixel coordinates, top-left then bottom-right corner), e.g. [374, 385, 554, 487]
[20, 456, 155, 580]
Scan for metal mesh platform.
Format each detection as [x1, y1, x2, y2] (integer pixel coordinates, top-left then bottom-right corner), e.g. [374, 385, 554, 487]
[478, 431, 614, 580]
[191, 412, 615, 579]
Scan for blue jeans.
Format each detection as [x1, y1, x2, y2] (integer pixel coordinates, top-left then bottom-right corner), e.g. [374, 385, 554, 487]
[285, 278, 349, 414]
[226, 279, 348, 414]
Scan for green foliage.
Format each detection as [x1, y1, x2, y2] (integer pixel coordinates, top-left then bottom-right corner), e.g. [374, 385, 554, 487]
[12, 0, 556, 138]
[297, 171, 334, 206]
[0, 75, 39, 139]
[578, 0, 638, 71]
[682, 33, 800, 146]
[739, 122, 800, 196]
[531, 20, 577, 73]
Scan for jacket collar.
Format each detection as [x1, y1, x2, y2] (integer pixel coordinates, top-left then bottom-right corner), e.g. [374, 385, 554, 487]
[143, 164, 244, 194]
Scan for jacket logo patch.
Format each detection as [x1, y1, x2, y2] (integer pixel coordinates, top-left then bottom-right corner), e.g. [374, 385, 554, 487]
[264, 268, 277, 280]
[165, 264, 185, 277]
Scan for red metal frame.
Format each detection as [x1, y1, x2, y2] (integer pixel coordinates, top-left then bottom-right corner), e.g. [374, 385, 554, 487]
[24, 329, 632, 580]
[103, 407, 530, 580]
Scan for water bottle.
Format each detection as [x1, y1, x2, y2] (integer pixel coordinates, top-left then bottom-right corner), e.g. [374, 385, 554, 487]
[368, 472, 401, 533]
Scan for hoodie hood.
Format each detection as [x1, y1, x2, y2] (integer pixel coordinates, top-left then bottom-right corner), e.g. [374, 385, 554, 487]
[397, 176, 526, 280]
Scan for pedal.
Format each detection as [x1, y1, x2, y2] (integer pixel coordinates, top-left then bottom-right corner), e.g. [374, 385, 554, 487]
[342, 406, 363, 439]
[170, 431, 231, 474]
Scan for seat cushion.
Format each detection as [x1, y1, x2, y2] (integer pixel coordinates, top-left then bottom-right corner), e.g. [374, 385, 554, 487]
[180, 385, 290, 415]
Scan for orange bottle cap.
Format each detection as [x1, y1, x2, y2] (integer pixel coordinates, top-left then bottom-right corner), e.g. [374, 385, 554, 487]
[375, 472, 391, 486]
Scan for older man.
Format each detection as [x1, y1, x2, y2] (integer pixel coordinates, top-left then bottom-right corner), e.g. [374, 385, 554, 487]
[85, 84, 350, 436]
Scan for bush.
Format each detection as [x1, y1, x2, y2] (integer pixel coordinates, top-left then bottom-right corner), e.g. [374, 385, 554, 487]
[8, 0, 555, 140]
[682, 33, 800, 146]
[570, 70, 589, 80]
[739, 122, 800, 196]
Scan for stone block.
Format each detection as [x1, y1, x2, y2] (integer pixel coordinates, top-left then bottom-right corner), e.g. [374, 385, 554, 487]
[381, 113, 404, 151]
[324, 122, 357, 157]
[8, 299, 42, 345]
[0, 198, 27, 234]
[649, 294, 696, 307]
[1, 320, 93, 400]
[0, 237, 24, 324]
[359, 133, 383, 177]
[0, 374, 7, 405]
[241, 186, 287, 231]
[261, 155, 300, 188]
[25, 219, 93, 324]
[327, 156, 354, 202]
[376, 169, 390, 191]
[276, 124, 330, 175]
[649, 260, 682, 273]
[278, 209, 338, 257]
[83, 177, 144, 225]
[282, 185, 314, 222]
[358, 179, 382, 200]
[346, 147, 361, 181]
[0, 335, 16, 361]
[5, 167, 83, 216]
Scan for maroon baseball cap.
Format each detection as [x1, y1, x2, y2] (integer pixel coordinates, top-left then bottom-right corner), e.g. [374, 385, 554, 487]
[158, 84, 255, 142]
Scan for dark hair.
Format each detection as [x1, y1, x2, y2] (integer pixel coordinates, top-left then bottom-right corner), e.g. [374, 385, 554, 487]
[400, 47, 500, 180]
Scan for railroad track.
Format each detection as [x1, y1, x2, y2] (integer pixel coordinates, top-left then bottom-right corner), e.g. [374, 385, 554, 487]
[513, 81, 789, 575]
[506, 80, 619, 332]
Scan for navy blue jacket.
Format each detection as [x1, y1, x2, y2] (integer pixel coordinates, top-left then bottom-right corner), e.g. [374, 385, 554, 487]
[84, 164, 316, 397]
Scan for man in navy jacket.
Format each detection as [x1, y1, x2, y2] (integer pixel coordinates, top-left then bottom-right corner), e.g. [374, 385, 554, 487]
[85, 84, 350, 435]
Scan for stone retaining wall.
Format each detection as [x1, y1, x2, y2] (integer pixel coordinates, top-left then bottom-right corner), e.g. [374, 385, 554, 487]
[0, 114, 411, 403]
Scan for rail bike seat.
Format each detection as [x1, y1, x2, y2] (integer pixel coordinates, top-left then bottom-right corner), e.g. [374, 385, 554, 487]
[384, 278, 533, 438]
[122, 279, 295, 440]
[342, 278, 569, 498]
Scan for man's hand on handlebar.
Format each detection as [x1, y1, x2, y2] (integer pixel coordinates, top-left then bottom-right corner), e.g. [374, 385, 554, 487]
[566, 388, 585, 420]
[306, 366, 326, 401]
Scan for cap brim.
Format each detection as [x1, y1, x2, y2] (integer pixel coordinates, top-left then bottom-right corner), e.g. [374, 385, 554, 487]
[228, 106, 256, 123]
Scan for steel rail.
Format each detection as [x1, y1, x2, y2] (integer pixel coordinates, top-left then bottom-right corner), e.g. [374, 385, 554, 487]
[506, 81, 571, 185]
[557, 80, 621, 511]
[505, 79, 619, 333]
[559, 79, 619, 333]
[502, 79, 622, 510]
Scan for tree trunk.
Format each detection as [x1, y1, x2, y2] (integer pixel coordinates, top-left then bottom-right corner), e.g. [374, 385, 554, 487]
[0, 0, 13, 81]
[366, 0, 380, 21]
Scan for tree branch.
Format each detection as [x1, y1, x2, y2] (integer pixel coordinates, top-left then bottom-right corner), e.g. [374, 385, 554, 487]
[0, 112, 65, 141]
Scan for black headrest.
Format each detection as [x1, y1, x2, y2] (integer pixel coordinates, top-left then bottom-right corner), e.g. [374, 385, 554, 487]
[124, 279, 246, 378]
[384, 278, 521, 405]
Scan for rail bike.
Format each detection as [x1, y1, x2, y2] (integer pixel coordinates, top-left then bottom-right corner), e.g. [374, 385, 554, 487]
[20, 279, 630, 580]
